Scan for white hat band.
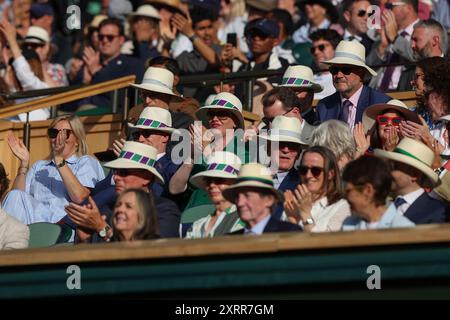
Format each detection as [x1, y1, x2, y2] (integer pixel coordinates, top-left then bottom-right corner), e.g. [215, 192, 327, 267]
[334, 51, 365, 64]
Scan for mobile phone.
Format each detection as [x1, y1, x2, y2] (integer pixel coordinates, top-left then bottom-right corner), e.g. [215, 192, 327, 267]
[226, 33, 237, 47]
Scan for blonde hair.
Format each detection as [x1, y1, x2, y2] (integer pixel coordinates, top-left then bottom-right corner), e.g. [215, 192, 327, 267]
[49, 115, 88, 156]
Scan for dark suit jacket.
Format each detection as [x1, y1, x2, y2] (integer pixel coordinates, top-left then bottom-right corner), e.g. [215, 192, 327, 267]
[316, 85, 390, 126]
[230, 216, 302, 234]
[404, 192, 446, 224]
[302, 107, 320, 125]
[273, 169, 300, 220]
[152, 153, 180, 198]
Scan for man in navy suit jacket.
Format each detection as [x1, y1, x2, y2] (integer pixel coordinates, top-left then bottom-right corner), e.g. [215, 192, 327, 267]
[316, 40, 390, 128]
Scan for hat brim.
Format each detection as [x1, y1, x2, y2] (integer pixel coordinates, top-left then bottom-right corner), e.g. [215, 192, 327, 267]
[280, 82, 323, 93]
[222, 181, 284, 203]
[258, 133, 305, 146]
[363, 104, 421, 134]
[196, 106, 245, 129]
[440, 115, 450, 122]
[130, 82, 185, 101]
[374, 149, 440, 188]
[190, 171, 238, 190]
[127, 122, 177, 134]
[128, 12, 160, 20]
[103, 158, 164, 185]
[323, 58, 377, 76]
[24, 38, 46, 44]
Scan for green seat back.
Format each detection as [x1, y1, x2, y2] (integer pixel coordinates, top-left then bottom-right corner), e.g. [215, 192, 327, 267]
[181, 204, 215, 224]
[28, 223, 72, 248]
[292, 42, 314, 67]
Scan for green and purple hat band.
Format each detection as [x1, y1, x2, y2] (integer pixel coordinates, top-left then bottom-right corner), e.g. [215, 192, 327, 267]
[282, 77, 311, 86]
[210, 99, 240, 111]
[119, 150, 156, 167]
[206, 163, 239, 175]
[136, 118, 169, 128]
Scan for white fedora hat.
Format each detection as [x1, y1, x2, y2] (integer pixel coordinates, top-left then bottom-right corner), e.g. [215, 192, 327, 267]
[362, 99, 421, 134]
[222, 163, 284, 203]
[323, 40, 377, 76]
[128, 107, 176, 133]
[129, 4, 160, 20]
[374, 137, 440, 188]
[104, 141, 164, 184]
[280, 65, 323, 93]
[130, 67, 182, 99]
[196, 92, 245, 129]
[25, 26, 50, 44]
[258, 115, 310, 145]
[190, 151, 242, 190]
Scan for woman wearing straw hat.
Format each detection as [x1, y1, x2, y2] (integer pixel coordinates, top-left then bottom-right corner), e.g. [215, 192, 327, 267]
[185, 151, 244, 239]
[222, 163, 301, 234]
[169, 92, 249, 211]
[353, 99, 422, 156]
[284, 146, 351, 232]
[342, 155, 415, 230]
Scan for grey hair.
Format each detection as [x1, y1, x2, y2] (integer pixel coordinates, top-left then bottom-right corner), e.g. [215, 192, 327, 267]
[414, 19, 449, 55]
[310, 120, 356, 161]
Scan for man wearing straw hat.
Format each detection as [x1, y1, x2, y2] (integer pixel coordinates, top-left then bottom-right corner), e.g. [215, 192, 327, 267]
[374, 137, 446, 224]
[316, 40, 390, 131]
[65, 142, 181, 240]
[223, 163, 301, 234]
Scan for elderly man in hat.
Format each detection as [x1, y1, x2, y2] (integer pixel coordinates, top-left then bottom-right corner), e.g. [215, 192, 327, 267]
[223, 163, 301, 234]
[65, 142, 181, 241]
[280, 65, 323, 125]
[316, 40, 390, 131]
[375, 138, 446, 224]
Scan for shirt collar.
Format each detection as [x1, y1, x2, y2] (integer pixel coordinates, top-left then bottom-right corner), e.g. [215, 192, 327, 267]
[340, 84, 364, 107]
[48, 154, 78, 166]
[377, 203, 399, 228]
[399, 19, 420, 37]
[401, 188, 424, 205]
[156, 152, 166, 161]
[344, 29, 362, 42]
[245, 214, 271, 235]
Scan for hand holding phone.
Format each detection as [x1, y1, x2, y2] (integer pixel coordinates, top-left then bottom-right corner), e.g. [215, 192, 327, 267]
[226, 33, 237, 47]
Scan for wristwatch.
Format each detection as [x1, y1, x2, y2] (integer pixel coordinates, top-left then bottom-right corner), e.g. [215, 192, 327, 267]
[98, 224, 112, 240]
[56, 159, 66, 168]
[302, 218, 315, 225]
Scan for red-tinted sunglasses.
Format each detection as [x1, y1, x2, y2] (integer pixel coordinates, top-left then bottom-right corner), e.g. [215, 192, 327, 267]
[376, 115, 402, 126]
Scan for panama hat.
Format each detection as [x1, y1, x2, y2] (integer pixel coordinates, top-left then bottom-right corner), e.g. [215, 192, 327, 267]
[258, 115, 311, 145]
[104, 141, 164, 184]
[128, 107, 176, 134]
[323, 40, 377, 76]
[147, 0, 186, 15]
[196, 92, 245, 129]
[189, 151, 242, 190]
[362, 99, 421, 134]
[280, 65, 323, 93]
[130, 67, 182, 100]
[374, 138, 440, 188]
[246, 0, 277, 12]
[222, 163, 284, 203]
[24, 26, 50, 44]
[129, 4, 160, 20]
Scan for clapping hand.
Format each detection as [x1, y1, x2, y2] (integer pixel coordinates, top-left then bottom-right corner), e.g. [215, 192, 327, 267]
[7, 133, 29, 168]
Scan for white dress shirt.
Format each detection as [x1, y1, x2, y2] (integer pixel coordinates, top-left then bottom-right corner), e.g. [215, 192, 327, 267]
[395, 188, 424, 216]
[245, 214, 271, 235]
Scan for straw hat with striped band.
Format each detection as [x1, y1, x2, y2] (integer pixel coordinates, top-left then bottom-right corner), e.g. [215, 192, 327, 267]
[25, 26, 50, 44]
[196, 92, 245, 129]
[374, 137, 440, 188]
[222, 163, 284, 203]
[130, 67, 183, 101]
[258, 115, 312, 146]
[362, 99, 421, 134]
[104, 141, 164, 184]
[189, 151, 242, 190]
[128, 107, 176, 133]
[323, 40, 377, 76]
[280, 65, 323, 93]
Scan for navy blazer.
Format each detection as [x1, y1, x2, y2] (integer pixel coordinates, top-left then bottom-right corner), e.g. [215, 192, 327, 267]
[316, 85, 390, 125]
[273, 169, 300, 220]
[403, 192, 446, 224]
[230, 216, 302, 234]
[152, 153, 180, 198]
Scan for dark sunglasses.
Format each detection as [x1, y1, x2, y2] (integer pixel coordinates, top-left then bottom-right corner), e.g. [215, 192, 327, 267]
[385, 2, 405, 10]
[299, 165, 324, 178]
[357, 9, 367, 17]
[376, 115, 402, 126]
[113, 168, 139, 177]
[25, 42, 45, 50]
[47, 128, 72, 139]
[98, 34, 120, 42]
[329, 66, 354, 75]
[131, 130, 153, 140]
[310, 44, 328, 54]
[207, 110, 231, 120]
[204, 177, 231, 185]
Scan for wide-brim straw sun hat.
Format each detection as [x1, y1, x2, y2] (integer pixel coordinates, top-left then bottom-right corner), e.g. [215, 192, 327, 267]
[104, 141, 164, 184]
[24, 26, 50, 44]
[374, 137, 440, 188]
[196, 92, 245, 129]
[280, 65, 323, 93]
[128, 4, 160, 20]
[128, 106, 176, 133]
[258, 115, 311, 145]
[323, 40, 377, 76]
[222, 163, 284, 203]
[130, 67, 183, 101]
[189, 151, 242, 190]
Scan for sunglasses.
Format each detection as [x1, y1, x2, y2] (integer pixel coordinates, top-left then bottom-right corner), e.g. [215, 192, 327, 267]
[25, 42, 45, 50]
[385, 2, 406, 10]
[356, 9, 367, 17]
[299, 166, 323, 178]
[47, 128, 72, 139]
[207, 110, 231, 120]
[98, 34, 120, 42]
[131, 130, 153, 140]
[310, 43, 329, 54]
[376, 115, 403, 126]
[329, 66, 354, 75]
